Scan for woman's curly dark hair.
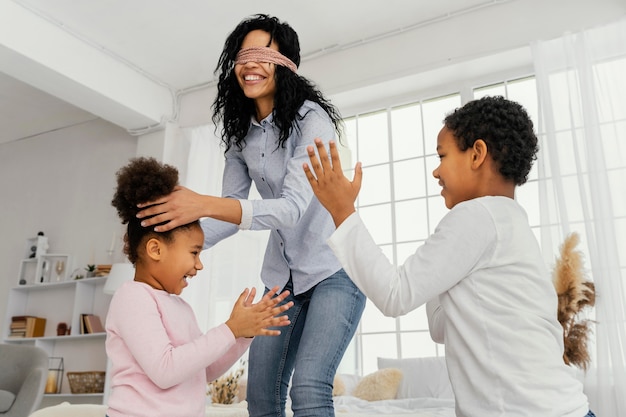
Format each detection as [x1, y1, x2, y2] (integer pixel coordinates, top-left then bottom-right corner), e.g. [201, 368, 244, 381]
[444, 95, 539, 185]
[111, 157, 198, 263]
[212, 13, 343, 152]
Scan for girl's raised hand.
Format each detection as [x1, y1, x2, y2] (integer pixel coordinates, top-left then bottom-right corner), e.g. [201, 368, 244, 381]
[303, 139, 362, 227]
[225, 286, 293, 338]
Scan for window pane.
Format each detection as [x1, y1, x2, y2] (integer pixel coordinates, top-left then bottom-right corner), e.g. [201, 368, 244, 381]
[400, 332, 439, 358]
[474, 83, 506, 99]
[395, 199, 429, 241]
[609, 169, 626, 217]
[428, 196, 448, 230]
[357, 111, 389, 166]
[359, 164, 391, 206]
[548, 70, 584, 130]
[344, 117, 357, 161]
[361, 334, 397, 375]
[396, 242, 420, 265]
[391, 103, 424, 159]
[422, 95, 461, 155]
[360, 299, 396, 333]
[516, 181, 540, 227]
[507, 77, 539, 126]
[601, 121, 626, 170]
[359, 204, 392, 245]
[616, 218, 626, 267]
[393, 158, 426, 200]
[425, 154, 440, 196]
[595, 57, 626, 122]
[399, 304, 428, 331]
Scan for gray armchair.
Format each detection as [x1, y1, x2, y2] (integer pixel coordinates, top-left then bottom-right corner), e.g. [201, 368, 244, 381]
[0, 343, 48, 417]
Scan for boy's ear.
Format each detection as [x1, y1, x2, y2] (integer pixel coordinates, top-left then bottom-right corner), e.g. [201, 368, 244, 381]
[471, 139, 489, 168]
[145, 237, 163, 261]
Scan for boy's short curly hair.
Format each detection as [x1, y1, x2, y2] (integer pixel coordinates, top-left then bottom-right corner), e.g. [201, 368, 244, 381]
[444, 95, 538, 185]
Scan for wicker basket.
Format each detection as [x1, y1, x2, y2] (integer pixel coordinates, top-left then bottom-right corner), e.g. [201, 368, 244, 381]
[67, 371, 106, 394]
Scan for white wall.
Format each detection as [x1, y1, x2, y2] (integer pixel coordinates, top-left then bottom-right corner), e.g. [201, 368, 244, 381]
[0, 119, 137, 329]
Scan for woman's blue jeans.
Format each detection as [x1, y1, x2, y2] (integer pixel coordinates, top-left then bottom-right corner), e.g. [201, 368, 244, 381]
[247, 269, 365, 417]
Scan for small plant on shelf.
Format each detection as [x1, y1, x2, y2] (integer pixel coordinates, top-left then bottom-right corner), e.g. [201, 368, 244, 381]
[85, 264, 96, 278]
[207, 360, 246, 404]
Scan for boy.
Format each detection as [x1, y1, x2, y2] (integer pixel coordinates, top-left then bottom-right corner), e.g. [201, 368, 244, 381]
[303, 96, 594, 417]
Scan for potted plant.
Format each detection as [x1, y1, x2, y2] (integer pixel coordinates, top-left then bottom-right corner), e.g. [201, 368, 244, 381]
[85, 264, 96, 278]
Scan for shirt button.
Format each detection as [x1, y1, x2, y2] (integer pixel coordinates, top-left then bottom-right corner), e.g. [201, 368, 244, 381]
[261, 153, 265, 157]
[262, 178, 265, 182]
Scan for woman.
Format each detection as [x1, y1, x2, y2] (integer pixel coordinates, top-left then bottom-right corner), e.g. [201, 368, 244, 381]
[137, 14, 365, 417]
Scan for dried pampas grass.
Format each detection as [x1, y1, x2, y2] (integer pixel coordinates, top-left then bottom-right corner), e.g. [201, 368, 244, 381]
[553, 232, 596, 370]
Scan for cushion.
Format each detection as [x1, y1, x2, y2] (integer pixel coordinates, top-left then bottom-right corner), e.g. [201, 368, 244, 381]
[377, 357, 454, 399]
[0, 389, 16, 413]
[352, 368, 403, 401]
[28, 402, 108, 417]
[332, 374, 346, 396]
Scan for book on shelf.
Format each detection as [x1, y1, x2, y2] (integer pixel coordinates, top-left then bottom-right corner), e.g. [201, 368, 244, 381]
[9, 315, 46, 338]
[26, 316, 46, 337]
[80, 313, 105, 334]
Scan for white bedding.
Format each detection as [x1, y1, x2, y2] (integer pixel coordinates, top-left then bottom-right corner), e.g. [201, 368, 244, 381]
[333, 396, 456, 417]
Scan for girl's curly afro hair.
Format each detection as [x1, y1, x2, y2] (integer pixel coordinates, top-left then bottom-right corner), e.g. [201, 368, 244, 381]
[111, 157, 180, 263]
[111, 157, 178, 224]
[444, 95, 539, 185]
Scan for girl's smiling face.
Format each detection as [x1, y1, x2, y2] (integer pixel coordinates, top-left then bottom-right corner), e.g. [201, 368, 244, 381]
[155, 225, 204, 295]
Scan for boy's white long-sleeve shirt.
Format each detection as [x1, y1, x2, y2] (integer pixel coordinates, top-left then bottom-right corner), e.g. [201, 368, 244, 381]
[105, 281, 251, 417]
[327, 196, 589, 417]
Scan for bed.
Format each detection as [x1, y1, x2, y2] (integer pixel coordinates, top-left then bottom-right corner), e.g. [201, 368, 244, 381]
[205, 356, 456, 417]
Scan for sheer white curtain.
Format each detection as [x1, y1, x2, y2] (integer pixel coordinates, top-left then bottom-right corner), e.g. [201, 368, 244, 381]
[532, 18, 626, 417]
[178, 124, 268, 335]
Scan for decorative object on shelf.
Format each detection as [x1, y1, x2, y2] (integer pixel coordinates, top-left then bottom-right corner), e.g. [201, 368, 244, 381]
[45, 357, 64, 394]
[85, 264, 96, 278]
[103, 263, 135, 295]
[25, 231, 48, 259]
[17, 254, 72, 285]
[56, 322, 69, 336]
[41, 259, 51, 283]
[207, 360, 246, 405]
[54, 260, 65, 282]
[67, 371, 106, 394]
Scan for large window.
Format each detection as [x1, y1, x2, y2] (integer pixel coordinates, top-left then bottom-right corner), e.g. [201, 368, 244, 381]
[341, 77, 540, 375]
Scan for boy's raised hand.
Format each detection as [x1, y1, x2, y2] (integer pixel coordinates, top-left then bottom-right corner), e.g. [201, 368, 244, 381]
[225, 286, 293, 338]
[303, 138, 362, 227]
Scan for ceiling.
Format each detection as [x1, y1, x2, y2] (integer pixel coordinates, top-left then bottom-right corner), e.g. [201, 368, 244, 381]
[1, 0, 625, 145]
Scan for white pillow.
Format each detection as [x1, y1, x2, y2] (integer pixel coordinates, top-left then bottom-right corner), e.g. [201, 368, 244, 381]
[377, 357, 454, 399]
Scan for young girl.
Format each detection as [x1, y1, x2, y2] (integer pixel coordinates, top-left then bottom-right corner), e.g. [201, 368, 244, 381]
[303, 96, 595, 417]
[135, 14, 366, 417]
[106, 157, 293, 417]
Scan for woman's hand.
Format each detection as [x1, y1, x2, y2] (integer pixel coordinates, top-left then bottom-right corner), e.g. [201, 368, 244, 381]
[137, 186, 243, 232]
[225, 286, 293, 338]
[303, 138, 362, 227]
[136, 185, 208, 232]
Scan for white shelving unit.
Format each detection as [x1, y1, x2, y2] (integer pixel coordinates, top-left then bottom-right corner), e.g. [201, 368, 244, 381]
[3, 276, 112, 407]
